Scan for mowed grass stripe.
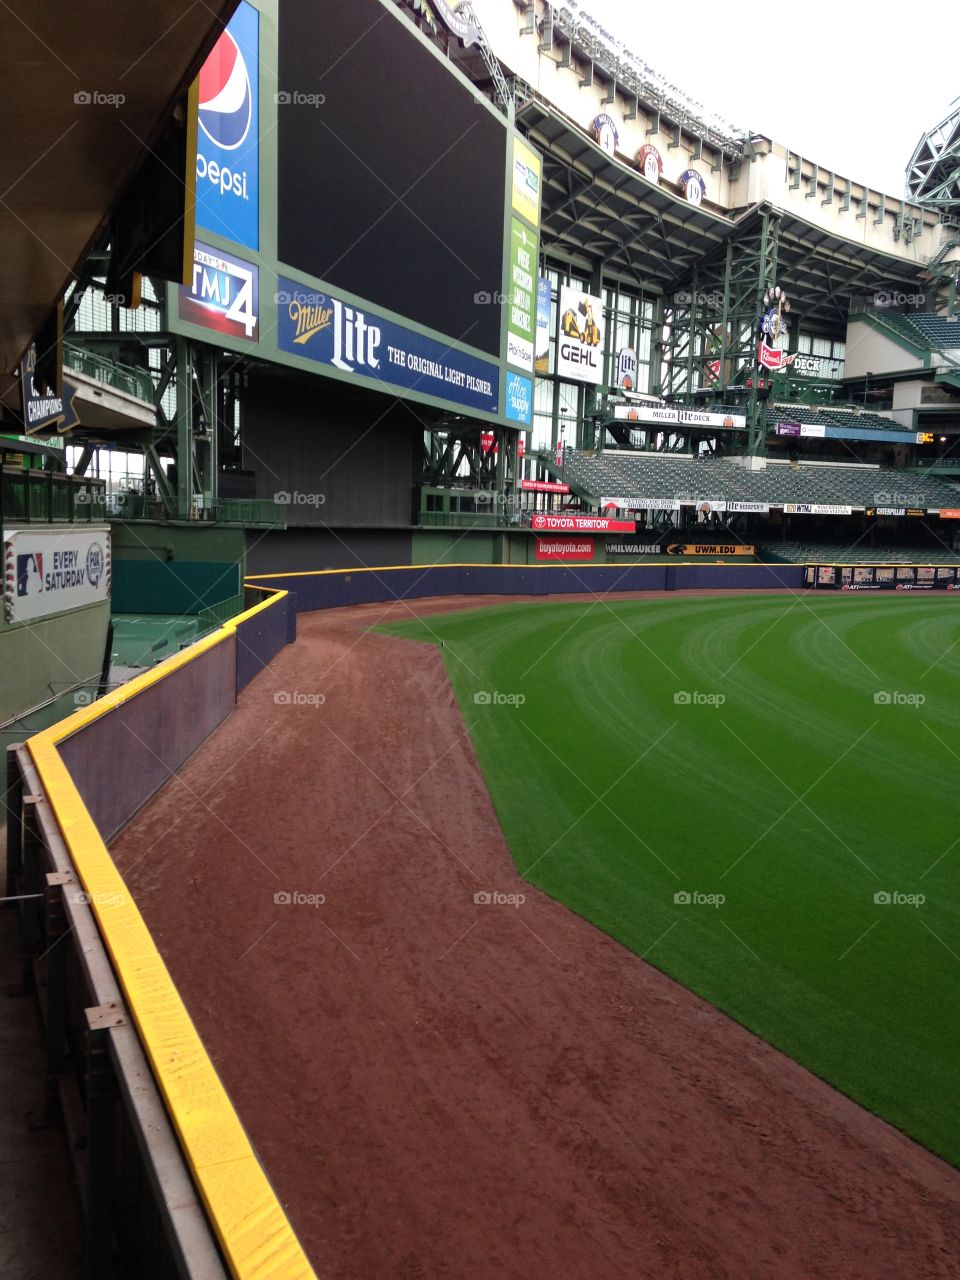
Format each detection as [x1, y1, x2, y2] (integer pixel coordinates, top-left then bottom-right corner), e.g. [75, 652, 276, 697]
[379, 596, 960, 1165]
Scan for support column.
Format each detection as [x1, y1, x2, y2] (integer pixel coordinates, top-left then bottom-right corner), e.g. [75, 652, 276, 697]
[174, 337, 193, 520]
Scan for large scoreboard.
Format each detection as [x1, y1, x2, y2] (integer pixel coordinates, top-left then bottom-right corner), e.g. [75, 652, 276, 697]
[170, 0, 541, 429]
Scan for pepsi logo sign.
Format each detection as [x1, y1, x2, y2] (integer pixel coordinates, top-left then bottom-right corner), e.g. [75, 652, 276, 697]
[194, 2, 260, 251]
[199, 29, 252, 150]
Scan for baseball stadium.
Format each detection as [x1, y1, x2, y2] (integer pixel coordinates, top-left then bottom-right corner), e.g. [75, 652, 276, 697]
[2, 1, 960, 1276]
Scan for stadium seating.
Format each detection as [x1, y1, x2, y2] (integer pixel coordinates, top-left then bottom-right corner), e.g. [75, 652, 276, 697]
[763, 404, 908, 433]
[548, 449, 960, 510]
[872, 311, 960, 352]
[765, 542, 960, 565]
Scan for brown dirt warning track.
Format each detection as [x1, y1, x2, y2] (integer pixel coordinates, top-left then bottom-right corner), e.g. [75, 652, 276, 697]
[111, 596, 960, 1280]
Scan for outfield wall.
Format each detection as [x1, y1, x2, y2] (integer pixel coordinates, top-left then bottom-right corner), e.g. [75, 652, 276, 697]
[245, 561, 805, 611]
[10, 587, 314, 1280]
[8, 562, 804, 1279]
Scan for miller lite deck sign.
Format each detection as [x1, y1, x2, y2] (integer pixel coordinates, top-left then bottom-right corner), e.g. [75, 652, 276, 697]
[556, 286, 604, 385]
[195, 1, 259, 250]
[277, 278, 499, 414]
[179, 242, 259, 342]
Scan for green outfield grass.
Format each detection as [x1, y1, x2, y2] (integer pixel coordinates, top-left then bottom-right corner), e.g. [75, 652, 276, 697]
[380, 594, 960, 1165]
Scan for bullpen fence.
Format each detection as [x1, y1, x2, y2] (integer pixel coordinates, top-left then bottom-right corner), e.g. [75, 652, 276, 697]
[5, 586, 314, 1280]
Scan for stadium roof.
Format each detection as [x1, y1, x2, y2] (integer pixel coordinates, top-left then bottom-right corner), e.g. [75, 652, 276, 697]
[906, 100, 960, 210]
[518, 98, 930, 328]
[0, 0, 238, 398]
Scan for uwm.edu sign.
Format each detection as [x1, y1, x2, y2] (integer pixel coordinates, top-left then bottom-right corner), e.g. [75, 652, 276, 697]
[531, 514, 635, 533]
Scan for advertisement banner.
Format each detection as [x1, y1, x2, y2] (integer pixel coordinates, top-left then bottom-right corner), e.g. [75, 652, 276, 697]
[535, 276, 551, 375]
[535, 537, 594, 561]
[4, 527, 110, 623]
[813, 566, 960, 591]
[606, 541, 665, 555]
[601, 496, 681, 512]
[504, 370, 532, 426]
[556, 286, 604, 385]
[531, 513, 634, 533]
[609, 405, 744, 429]
[195, 0, 259, 250]
[679, 409, 746, 430]
[507, 219, 537, 372]
[521, 479, 570, 494]
[667, 544, 756, 556]
[784, 503, 853, 515]
[512, 136, 542, 228]
[179, 242, 259, 342]
[726, 501, 770, 513]
[277, 278, 499, 414]
[616, 348, 638, 391]
[758, 339, 794, 371]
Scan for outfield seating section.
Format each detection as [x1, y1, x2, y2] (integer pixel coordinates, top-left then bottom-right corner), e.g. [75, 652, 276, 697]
[763, 404, 908, 433]
[873, 311, 960, 352]
[554, 450, 960, 510]
[766, 542, 960, 565]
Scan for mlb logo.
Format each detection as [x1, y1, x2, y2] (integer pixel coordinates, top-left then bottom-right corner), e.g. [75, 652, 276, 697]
[16, 553, 43, 597]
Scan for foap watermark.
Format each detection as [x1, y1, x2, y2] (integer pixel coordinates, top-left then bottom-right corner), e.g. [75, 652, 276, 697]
[873, 289, 925, 308]
[274, 890, 326, 907]
[71, 890, 125, 908]
[874, 691, 925, 707]
[275, 90, 326, 107]
[874, 491, 927, 507]
[74, 90, 126, 108]
[74, 489, 107, 507]
[672, 288, 723, 309]
[473, 690, 526, 707]
[873, 889, 925, 908]
[673, 890, 725, 908]
[274, 691, 325, 707]
[473, 890, 525, 908]
[473, 290, 511, 305]
[674, 691, 726, 707]
[274, 490, 326, 507]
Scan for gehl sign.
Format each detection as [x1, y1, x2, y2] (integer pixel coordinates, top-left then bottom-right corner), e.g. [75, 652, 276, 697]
[556, 286, 604, 385]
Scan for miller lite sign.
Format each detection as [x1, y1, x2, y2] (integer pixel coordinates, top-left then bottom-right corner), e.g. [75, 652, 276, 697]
[556, 286, 604, 385]
[195, 1, 260, 250]
[616, 347, 638, 391]
[276, 278, 499, 414]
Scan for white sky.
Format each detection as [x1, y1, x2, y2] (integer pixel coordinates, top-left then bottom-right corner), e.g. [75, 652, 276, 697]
[569, 0, 954, 198]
